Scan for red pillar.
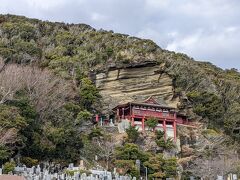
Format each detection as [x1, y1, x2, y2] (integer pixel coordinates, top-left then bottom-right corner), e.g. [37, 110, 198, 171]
[142, 117, 145, 132]
[163, 119, 167, 141]
[95, 114, 99, 122]
[173, 112, 177, 142]
[173, 121, 177, 142]
[131, 115, 135, 126]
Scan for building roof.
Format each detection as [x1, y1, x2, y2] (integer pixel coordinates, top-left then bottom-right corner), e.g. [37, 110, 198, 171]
[0, 175, 26, 180]
[113, 96, 175, 110]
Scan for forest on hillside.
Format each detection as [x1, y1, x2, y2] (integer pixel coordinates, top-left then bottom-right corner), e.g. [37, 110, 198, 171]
[0, 14, 240, 178]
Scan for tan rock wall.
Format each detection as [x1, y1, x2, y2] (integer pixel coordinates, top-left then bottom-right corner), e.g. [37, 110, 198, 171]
[96, 65, 178, 113]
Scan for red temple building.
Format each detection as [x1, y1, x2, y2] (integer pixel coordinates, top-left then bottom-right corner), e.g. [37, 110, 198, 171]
[113, 96, 189, 142]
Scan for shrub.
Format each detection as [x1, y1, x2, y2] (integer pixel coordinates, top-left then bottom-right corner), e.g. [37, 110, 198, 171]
[155, 130, 175, 150]
[76, 110, 93, 125]
[162, 157, 178, 178]
[79, 78, 100, 109]
[21, 157, 38, 167]
[88, 127, 103, 140]
[187, 91, 225, 127]
[145, 117, 158, 131]
[0, 145, 11, 161]
[125, 125, 139, 143]
[155, 130, 165, 139]
[3, 161, 16, 174]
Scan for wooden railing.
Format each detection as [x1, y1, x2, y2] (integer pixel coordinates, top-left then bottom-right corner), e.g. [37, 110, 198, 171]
[132, 109, 175, 119]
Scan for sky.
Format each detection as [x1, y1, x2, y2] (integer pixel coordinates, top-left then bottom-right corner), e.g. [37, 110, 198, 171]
[0, 0, 239, 69]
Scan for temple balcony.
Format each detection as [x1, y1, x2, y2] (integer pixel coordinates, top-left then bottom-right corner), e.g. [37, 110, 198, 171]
[132, 109, 175, 120]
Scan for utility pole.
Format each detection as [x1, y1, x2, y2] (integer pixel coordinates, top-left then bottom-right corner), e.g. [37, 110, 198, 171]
[145, 166, 148, 180]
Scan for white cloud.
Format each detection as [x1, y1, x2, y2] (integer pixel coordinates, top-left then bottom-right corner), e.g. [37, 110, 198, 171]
[25, 0, 66, 9]
[145, 0, 170, 9]
[166, 27, 240, 68]
[91, 12, 107, 22]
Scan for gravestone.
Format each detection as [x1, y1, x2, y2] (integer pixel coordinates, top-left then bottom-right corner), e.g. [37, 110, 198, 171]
[80, 160, 85, 170]
[233, 174, 238, 180]
[189, 176, 195, 180]
[81, 173, 87, 180]
[217, 175, 223, 180]
[135, 159, 140, 173]
[36, 165, 41, 175]
[74, 171, 80, 180]
[115, 173, 119, 180]
[31, 166, 35, 174]
[69, 163, 74, 170]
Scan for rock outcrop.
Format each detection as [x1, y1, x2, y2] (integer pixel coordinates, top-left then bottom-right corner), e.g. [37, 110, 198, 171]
[95, 63, 179, 113]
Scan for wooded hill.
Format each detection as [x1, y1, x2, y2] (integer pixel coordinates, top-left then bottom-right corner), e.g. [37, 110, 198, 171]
[0, 14, 239, 177]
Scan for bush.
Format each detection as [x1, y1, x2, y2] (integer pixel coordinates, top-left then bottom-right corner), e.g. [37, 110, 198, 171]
[125, 125, 139, 143]
[21, 157, 38, 167]
[145, 117, 158, 131]
[155, 130, 165, 139]
[88, 127, 103, 140]
[3, 161, 16, 174]
[13, 40, 41, 57]
[187, 91, 225, 127]
[0, 145, 11, 161]
[162, 157, 178, 178]
[155, 130, 175, 150]
[79, 78, 100, 109]
[76, 110, 92, 125]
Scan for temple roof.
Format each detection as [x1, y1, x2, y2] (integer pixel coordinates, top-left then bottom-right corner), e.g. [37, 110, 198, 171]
[113, 96, 175, 110]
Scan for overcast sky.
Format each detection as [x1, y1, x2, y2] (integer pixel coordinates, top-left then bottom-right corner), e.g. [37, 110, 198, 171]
[0, 0, 239, 69]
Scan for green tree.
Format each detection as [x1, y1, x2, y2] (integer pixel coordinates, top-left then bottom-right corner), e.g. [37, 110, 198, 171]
[88, 127, 103, 140]
[114, 143, 149, 177]
[114, 143, 147, 161]
[143, 154, 165, 179]
[0, 145, 10, 161]
[162, 157, 178, 178]
[187, 91, 225, 127]
[143, 154, 178, 178]
[155, 130, 175, 150]
[76, 110, 93, 125]
[0, 105, 28, 129]
[145, 117, 158, 131]
[79, 78, 100, 109]
[125, 125, 139, 143]
[224, 102, 240, 141]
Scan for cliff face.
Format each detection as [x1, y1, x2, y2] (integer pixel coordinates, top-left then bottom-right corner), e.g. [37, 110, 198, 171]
[95, 63, 179, 113]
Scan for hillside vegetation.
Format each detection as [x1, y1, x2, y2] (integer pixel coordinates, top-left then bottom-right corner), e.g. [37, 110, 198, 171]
[0, 14, 239, 177]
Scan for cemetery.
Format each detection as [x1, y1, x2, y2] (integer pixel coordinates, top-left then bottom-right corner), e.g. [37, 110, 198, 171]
[0, 162, 137, 180]
[0, 160, 238, 180]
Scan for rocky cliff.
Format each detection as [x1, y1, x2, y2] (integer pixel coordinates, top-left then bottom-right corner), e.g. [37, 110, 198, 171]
[95, 63, 179, 113]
